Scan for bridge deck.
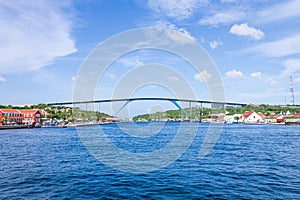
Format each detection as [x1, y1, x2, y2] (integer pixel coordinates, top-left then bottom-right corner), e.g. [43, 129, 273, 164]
[47, 97, 247, 106]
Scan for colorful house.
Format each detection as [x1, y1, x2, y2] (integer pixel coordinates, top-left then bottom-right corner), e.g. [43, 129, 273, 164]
[284, 113, 300, 124]
[20, 109, 42, 125]
[242, 111, 263, 123]
[0, 109, 22, 125]
[265, 114, 284, 123]
[101, 116, 120, 123]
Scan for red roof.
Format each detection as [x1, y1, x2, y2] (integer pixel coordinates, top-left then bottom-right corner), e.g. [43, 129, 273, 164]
[19, 109, 41, 114]
[265, 114, 281, 119]
[243, 111, 253, 118]
[0, 109, 20, 113]
[287, 113, 300, 118]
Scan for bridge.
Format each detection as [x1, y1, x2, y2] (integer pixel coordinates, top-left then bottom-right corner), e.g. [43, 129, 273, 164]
[47, 97, 247, 118]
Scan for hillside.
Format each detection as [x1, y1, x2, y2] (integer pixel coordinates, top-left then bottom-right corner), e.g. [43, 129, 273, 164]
[132, 104, 300, 121]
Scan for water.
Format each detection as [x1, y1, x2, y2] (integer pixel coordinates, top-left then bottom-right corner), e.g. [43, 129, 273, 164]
[0, 123, 299, 199]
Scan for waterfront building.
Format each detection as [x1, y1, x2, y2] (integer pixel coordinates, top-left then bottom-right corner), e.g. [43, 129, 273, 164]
[20, 109, 42, 125]
[265, 114, 284, 124]
[224, 114, 243, 123]
[0, 109, 22, 125]
[242, 111, 263, 123]
[101, 116, 120, 123]
[284, 113, 300, 124]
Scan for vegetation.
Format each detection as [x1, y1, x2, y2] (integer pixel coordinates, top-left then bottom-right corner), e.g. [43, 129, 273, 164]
[133, 106, 214, 121]
[226, 104, 300, 115]
[0, 103, 48, 109]
[132, 104, 300, 121]
[0, 104, 111, 122]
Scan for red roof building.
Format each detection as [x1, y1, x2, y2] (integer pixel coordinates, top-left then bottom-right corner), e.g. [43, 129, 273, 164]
[242, 111, 263, 123]
[20, 109, 42, 125]
[0, 109, 22, 125]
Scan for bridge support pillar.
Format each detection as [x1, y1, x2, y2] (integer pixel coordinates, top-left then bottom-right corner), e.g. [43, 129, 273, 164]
[114, 100, 132, 116]
[170, 100, 189, 119]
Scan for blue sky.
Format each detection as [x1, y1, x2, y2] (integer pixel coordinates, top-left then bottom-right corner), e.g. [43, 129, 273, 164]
[1, 0, 300, 115]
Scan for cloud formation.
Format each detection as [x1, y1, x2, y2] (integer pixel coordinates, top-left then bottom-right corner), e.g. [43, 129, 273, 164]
[252, 35, 300, 57]
[167, 76, 180, 82]
[281, 59, 300, 77]
[258, 0, 300, 23]
[230, 23, 264, 40]
[295, 76, 300, 83]
[118, 57, 144, 68]
[209, 40, 223, 49]
[250, 72, 262, 79]
[225, 69, 244, 78]
[0, 1, 77, 74]
[194, 70, 212, 82]
[148, 0, 208, 20]
[155, 21, 196, 43]
[0, 75, 6, 82]
[105, 72, 117, 80]
[199, 11, 244, 26]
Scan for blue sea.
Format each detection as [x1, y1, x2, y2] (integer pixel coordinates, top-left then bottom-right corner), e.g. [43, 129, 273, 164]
[0, 123, 299, 199]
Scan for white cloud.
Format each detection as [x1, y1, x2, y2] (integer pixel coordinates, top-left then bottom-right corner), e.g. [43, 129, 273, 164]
[251, 72, 262, 79]
[0, 75, 6, 82]
[167, 76, 179, 82]
[105, 72, 117, 80]
[230, 23, 264, 40]
[295, 76, 300, 83]
[0, 1, 77, 74]
[148, 0, 208, 20]
[194, 70, 212, 82]
[265, 77, 278, 86]
[209, 40, 223, 49]
[252, 35, 300, 57]
[258, 0, 300, 23]
[199, 11, 244, 26]
[225, 69, 244, 79]
[32, 70, 53, 82]
[155, 20, 196, 43]
[281, 59, 300, 77]
[220, 0, 236, 3]
[118, 57, 144, 67]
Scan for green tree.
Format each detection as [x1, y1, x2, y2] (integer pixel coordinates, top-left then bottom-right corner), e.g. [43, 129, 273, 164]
[234, 116, 240, 123]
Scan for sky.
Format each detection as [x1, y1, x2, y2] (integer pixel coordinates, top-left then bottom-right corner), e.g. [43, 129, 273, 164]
[1, 0, 300, 116]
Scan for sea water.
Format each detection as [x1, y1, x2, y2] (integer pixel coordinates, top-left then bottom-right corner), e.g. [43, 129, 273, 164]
[0, 123, 299, 199]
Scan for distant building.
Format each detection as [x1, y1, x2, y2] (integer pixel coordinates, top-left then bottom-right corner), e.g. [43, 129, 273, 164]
[101, 116, 120, 123]
[284, 113, 300, 124]
[0, 109, 22, 125]
[20, 109, 42, 125]
[242, 111, 262, 123]
[265, 114, 284, 123]
[224, 114, 243, 123]
[280, 110, 291, 116]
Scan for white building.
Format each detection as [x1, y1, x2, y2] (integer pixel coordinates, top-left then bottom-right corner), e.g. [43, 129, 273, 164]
[242, 111, 262, 123]
[224, 114, 243, 123]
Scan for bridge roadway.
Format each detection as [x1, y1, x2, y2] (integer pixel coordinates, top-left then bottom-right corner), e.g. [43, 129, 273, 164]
[47, 97, 247, 107]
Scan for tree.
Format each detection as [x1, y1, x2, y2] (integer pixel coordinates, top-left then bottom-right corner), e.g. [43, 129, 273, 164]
[2, 115, 8, 125]
[234, 116, 240, 123]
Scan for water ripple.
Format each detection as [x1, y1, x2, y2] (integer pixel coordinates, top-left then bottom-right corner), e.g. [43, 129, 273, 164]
[0, 124, 299, 199]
